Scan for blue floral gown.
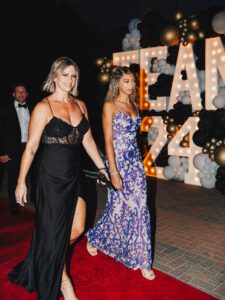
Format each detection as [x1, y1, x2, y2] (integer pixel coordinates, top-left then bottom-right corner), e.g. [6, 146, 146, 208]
[87, 111, 152, 269]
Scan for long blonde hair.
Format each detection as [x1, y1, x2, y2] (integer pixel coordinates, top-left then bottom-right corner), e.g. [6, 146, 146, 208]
[105, 66, 137, 103]
[42, 57, 80, 96]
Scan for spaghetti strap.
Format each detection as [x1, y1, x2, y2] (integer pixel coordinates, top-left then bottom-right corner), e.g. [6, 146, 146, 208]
[74, 99, 84, 115]
[46, 97, 54, 116]
[133, 101, 139, 114]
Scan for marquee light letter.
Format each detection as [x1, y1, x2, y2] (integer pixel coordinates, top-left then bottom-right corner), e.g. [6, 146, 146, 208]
[205, 37, 225, 110]
[140, 47, 168, 111]
[113, 50, 139, 67]
[141, 116, 167, 179]
[168, 117, 202, 185]
[169, 44, 202, 111]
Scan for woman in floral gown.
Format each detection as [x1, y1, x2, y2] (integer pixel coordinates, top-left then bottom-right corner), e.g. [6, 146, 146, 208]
[87, 66, 155, 280]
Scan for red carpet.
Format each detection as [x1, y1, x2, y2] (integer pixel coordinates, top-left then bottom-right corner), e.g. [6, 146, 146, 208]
[0, 197, 217, 300]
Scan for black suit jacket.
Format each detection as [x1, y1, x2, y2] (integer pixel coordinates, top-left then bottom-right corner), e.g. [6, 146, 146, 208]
[0, 102, 32, 159]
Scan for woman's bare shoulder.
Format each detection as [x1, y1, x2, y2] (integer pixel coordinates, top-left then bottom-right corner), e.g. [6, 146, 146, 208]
[103, 101, 115, 110]
[32, 98, 51, 115]
[102, 102, 116, 118]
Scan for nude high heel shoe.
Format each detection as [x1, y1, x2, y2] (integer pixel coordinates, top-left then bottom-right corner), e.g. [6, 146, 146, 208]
[141, 269, 156, 280]
[86, 241, 98, 256]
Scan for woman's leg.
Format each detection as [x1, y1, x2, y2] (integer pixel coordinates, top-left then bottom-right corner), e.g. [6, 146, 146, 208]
[69, 197, 86, 246]
[61, 197, 86, 299]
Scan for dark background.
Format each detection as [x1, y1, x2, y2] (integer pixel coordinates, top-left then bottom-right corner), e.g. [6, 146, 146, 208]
[0, 0, 225, 127]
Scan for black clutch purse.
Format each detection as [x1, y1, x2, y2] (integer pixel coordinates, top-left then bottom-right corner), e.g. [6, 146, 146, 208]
[83, 169, 116, 191]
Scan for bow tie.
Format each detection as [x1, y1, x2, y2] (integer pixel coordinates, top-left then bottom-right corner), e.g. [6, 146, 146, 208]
[18, 103, 27, 108]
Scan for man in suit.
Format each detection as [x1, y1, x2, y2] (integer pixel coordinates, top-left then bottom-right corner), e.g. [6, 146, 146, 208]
[0, 85, 31, 214]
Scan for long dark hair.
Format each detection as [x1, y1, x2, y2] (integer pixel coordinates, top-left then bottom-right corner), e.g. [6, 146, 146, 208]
[105, 66, 137, 103]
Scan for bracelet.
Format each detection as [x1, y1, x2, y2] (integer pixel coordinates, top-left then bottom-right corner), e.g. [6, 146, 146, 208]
[17, 181, 25, 185]
[99, 167, 106, 171]
[110, 171, 119, 176]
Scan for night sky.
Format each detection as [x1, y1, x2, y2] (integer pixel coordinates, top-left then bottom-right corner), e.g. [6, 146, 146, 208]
[70, 0, 141, 32]
[1, 0, 224, 107]
[69, 0, 225, 32]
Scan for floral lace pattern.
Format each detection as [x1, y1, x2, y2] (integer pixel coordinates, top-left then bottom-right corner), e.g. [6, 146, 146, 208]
[87, 111, 152, 269]
[42, 127, 81, 145]
[41, 116, 88, 145]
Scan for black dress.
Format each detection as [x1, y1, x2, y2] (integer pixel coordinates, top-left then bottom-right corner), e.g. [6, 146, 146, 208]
[8, 101, 89, 300]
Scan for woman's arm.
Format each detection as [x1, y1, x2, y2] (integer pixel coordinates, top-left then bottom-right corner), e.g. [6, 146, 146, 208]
[15, 101, 49, 206]
[102, 102, 122, 190]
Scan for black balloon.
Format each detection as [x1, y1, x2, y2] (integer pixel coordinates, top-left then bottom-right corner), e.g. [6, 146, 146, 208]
[193, 131, 208, 147]
[181, 70, 187, 80]
[215, 109, 225, 128]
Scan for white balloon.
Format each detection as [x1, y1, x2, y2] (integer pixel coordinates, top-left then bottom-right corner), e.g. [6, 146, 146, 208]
[132, 40, 140, 50]
[219, 87, 225, 96]
[163, 64, 170, 75]
[182, 96, 191, 105]
[152, 133, 158, 139]
[178, 173, 185, 181]
[182, 162, 188, 171]
[200, 80, 205, 92]
[213, 95, 225, 109]
[130, 28, 141, 39]
[169, 65, 175, 75]
[219, 78, 224, 88]
[193, 153, 208, 170]
[147, 127, 158, 145]
[198, 171, 205, 179]
[198, 70, 205, 81]
[122, 38, 132, 51]
[128, 18, 141, 32]
[205, 173, 212, 180]
[181, 157, 187, 163]
[210, 169, 217, 175]
[160, 66, 167, 74]
[200, 177, 216, 189]
[168, 155, 181, 167]
[203, 164, 210, 172]
[205, 158, 212, 164]
[211, 161, 219, 169]
[152, 65, 158, 72]
[176, 166, 183, 176]
[158, 59, 166, 67]
[163, 166, 175, 179]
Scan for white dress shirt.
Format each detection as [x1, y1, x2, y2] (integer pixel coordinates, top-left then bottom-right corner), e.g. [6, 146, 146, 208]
[14, 100, 30, 143]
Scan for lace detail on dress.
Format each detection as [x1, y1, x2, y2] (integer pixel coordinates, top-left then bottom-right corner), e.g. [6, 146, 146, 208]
[41, 116, 89, 145]
[42, 127, 81, 145]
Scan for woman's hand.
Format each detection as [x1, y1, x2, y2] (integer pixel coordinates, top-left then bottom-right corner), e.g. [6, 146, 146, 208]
[99, 168, 110, 181]
[111, 173, 123, 190]
[15, 183, 27, 207]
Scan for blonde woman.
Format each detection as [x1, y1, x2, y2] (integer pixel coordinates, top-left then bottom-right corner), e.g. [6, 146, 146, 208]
[8, 57, 108, 300]
[87, 66, 155, 280]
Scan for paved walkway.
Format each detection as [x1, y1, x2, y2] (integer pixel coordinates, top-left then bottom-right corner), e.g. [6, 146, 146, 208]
[95, 178, 225, 300]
